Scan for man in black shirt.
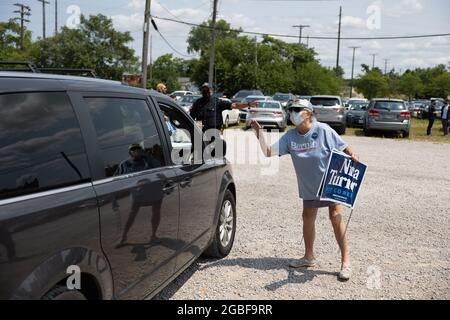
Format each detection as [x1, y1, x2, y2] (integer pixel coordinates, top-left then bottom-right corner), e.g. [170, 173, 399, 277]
[190, 83, 239, 132]
[426, 100, 438, 136]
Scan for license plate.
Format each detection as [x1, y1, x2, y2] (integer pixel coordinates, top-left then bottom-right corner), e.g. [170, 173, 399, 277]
[384, 114, 396, 120]
[358, 119, 364, 124]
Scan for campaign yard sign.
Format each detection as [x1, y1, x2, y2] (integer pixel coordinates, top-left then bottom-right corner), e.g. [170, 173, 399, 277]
[317, 149, 368, 208]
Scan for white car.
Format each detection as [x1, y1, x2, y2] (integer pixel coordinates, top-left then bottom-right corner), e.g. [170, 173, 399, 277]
[222, 109, 240, 128]
[170, 91, 195, 101]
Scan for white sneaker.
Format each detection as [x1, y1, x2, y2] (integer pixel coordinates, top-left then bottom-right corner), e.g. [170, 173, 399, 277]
[289, 257, 317, 268]
[338, 265, 352, 280]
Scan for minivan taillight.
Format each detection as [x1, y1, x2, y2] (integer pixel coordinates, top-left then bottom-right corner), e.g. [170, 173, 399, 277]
[368, 109, 380, 117]
[400, 111, 410, 118]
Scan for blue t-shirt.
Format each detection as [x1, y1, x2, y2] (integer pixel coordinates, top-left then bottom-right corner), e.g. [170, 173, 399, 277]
[272, 121, 348, 200]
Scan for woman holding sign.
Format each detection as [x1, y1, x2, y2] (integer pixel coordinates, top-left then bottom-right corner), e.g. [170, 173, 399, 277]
[251, 100, 359, 281]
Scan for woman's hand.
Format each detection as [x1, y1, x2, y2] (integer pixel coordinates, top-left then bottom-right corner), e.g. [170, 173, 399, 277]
[350, 153, 359, 162]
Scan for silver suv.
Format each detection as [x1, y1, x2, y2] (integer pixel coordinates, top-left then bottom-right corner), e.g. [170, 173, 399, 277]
[363, 98, 411, 138]
[309, 95, 346, 135]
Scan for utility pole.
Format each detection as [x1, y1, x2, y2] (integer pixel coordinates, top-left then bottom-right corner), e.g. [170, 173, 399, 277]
[306, 35, 309, 48]
[37, 0, 50, 39]
[13, 3, 31, 50]
[370, 53, 377, 69]
[349, 46, 360, 98]
[254, 36, 258, 89]
[141, 0, 152, 89]
[55, 0, 58, 35]
[208, 0, 218, 87]
[292, 24, 310, 45]
[336, 6, 342, 74]
[384, 59, 389, 75]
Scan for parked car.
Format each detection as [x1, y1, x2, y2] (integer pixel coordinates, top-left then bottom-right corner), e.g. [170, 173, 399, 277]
[231, 89, 264, 103]
[245, 100, 287, 131]
[170, 90, 194, 101]
[297, 95, 311, 101]
[272, 93, 296, 108]
[309, 95, 347, 135]
[0, 71, 237, 300]
[363, 98, 411, 138]
[222, 108, 241, 128]
[345, 98, 368, 110]
[178, 94, 201, 113]
[346, 102, 369, 127]
[237, 95, 269, 121]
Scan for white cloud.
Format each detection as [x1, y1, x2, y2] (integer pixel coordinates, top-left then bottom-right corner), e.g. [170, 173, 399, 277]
[396, 42, 417, 50]
[128, 0, 145, 11]
[384, 0, 423, 18]
[340, 16, 367, 30]
[111, 13, 143, 32]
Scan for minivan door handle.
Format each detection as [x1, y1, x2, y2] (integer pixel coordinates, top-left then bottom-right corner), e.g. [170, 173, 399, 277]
[179, 177, 192, 188]
[162, 182, 177, 194]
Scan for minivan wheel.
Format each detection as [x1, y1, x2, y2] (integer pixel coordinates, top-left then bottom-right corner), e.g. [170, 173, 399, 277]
[203, 190, 236, 258]
[402, 131, 410, 138]
[42, 285, 87, 300]
[363, 127, 371, 136]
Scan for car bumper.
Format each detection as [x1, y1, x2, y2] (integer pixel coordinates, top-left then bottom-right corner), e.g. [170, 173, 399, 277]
[246, 116, 286, 128]
[367, 120, 410, 131]
[316, 114, 346, 127]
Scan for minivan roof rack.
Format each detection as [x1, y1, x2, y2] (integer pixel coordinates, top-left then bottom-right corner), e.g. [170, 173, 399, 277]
[0, 61, 40, 73]
[39, 68, 97, 78]
[0, 61, 97, 78]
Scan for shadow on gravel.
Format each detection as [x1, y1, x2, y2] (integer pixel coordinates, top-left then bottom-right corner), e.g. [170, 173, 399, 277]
[154, 256, 339, 299]
[198, 257, 338, 291]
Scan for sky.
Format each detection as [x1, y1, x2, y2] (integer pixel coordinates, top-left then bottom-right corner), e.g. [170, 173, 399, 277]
[1, 0, 449, 78]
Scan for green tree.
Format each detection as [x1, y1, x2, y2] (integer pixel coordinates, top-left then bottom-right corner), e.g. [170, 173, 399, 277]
[398, 71, 424, 100]
[0, 20, 33, 61]
[295, 62, 342, 95]
[30, 14, 138, 80]
[355, 70, 389, 99]
[429, 72, 450, 98]
[187, 19, 241, 55]
[149, 53, 182, 91]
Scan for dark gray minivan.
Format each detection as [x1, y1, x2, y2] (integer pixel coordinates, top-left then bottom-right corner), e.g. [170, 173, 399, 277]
[0, 72, 237, 300]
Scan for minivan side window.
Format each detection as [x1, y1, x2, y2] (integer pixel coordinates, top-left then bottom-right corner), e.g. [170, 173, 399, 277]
[0, 92, 90, 200]
[85, 97, 166, 178]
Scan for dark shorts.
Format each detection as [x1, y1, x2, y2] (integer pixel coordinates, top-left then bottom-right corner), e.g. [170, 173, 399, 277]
[303, 200, 336, 208]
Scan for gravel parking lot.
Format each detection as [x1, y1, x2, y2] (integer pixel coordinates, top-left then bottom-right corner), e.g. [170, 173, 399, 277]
[155, 129, 450, 300]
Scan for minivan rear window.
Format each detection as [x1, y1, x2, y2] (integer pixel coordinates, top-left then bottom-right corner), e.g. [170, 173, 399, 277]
[0, 92, 90, 200]
[310, 97, 340, 106]
[374, 101, 406, 110]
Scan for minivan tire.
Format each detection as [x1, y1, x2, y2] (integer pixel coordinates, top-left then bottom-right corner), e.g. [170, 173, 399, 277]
[402, 131, 410, 138]
[203, 190, 236, 258]
[42, 285, 87, 300]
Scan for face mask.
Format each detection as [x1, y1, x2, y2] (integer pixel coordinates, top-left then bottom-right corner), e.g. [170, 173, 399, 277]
[290, 111, 305, 126]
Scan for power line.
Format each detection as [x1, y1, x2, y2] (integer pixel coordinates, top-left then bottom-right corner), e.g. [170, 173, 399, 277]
[37, 0, 50, 39]
[370, 53, 377, 69]
[292, 24, 310, 44]
[349, 46, 360, 98]
[336, 5, 342, 73]
[151, 15, 450, 41]
[141, 0, 151, 88]
[13, 3, 31, 50]
[151, 18, 196, 59]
